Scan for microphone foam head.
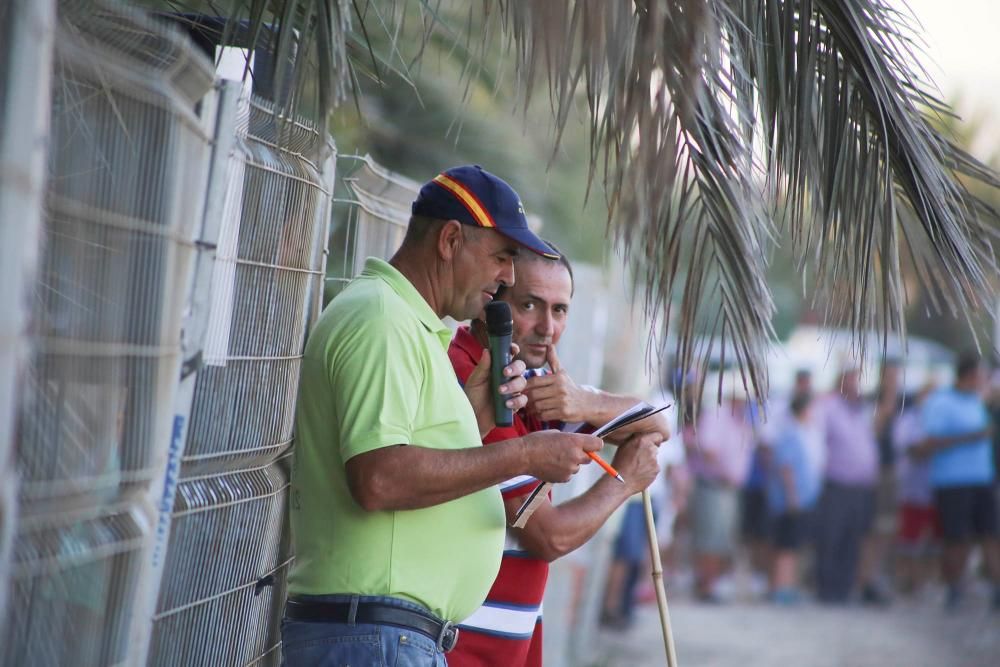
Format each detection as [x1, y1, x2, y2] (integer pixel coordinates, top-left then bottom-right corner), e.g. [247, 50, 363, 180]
[485, 301, 513, 336]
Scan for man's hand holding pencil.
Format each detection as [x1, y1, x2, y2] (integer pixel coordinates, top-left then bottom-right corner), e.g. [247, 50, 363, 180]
[512, 401, 670, 527]
[519, 430, 603, 483]
[611, 430, 665, 496]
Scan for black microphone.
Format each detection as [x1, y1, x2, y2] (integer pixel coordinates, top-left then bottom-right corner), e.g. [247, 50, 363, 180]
[485, 301, 514, 427]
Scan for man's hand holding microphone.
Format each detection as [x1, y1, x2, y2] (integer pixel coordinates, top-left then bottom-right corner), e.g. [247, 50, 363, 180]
[462, 301, 602, 483]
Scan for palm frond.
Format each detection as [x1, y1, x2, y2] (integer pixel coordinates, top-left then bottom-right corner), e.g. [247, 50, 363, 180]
[155, 0, 999, 401]
[489, 0, 998, 400]
[731, 0, 997, 356]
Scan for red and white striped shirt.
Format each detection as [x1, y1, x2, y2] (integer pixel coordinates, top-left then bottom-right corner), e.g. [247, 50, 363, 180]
[448, 325, 548, 667]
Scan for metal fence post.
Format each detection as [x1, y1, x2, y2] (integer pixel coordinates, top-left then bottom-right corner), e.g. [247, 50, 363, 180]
[309, 147, 338, 328]
[0, 0, 56, 628]
[128, 78, 244, 667]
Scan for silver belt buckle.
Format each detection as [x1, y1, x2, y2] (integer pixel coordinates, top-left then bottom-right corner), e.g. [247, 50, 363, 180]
[436, 620, 458, 652]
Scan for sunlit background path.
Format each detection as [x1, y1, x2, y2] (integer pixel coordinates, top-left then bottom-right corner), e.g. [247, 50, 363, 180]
[594, 585, 1000, 667]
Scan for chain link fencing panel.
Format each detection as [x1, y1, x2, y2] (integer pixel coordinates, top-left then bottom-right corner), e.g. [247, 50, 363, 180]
[0, 2, 215, 666]
[147, 88, 335, 667]
[325, 155, 417, 302]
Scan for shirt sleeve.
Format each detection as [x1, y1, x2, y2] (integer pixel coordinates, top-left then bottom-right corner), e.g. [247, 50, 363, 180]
[447, 339, 478, 385]
[499, 475, 542, 500]
[328, 311, 423, 461]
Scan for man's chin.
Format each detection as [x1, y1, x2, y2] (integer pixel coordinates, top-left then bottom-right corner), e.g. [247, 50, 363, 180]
[458, 301, 487, 323]
[519, 353, 547, 370]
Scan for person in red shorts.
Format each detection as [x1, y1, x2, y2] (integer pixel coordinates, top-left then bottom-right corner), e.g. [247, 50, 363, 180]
[447, 243, 669, 667]
[892, 381, 942, 594]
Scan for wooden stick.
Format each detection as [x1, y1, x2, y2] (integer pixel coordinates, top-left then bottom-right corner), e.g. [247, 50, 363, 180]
[642, 489, 678, 667]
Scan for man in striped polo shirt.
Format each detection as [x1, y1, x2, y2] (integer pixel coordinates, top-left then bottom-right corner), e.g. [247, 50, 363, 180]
[447, 245, 669, 666]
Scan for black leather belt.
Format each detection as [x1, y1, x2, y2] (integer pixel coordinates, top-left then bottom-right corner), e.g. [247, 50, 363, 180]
[284, 598, 459, 652]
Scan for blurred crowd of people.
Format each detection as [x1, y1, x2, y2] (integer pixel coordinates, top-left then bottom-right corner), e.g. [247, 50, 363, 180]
[602, 351, 1000, 625]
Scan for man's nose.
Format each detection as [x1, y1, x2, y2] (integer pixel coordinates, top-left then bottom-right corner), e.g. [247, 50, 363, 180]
[499, 258, 515, 287]
[536, 310, 555, 337]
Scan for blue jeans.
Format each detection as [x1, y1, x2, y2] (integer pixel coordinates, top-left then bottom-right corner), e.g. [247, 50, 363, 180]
[281, 594, 448, 667]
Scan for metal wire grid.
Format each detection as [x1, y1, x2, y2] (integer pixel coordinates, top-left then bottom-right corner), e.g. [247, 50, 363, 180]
[149, 558, 289, 667]
[149, 91, 333, 664]
[16, 3, 213, 502]
[326, 155, 417, 299]
[182, 97, 331, 470]
[1, 3, 214, 666]
[149, 459, 291, 667]
[2, 506, 146, 667]
[184, 359, 301, 473]
[55, 0, 212, 104]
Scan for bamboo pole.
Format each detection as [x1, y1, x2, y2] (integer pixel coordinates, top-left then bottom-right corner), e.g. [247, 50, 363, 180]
[642, 489, 678, 666]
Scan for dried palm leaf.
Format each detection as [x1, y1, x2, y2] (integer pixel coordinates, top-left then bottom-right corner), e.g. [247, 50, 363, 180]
[491, 0, 998, 402]
[155, 0, 999, 403]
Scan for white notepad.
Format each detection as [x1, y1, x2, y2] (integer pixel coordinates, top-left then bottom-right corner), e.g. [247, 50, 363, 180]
[511, 402, 669, 528]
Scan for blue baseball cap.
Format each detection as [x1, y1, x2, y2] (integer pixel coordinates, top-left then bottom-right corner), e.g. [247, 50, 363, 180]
[411, 165, 559, 259]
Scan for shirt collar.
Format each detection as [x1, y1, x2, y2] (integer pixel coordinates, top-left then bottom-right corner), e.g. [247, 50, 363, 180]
[452, 324, 485, 362]
[361, 257, 449, 340]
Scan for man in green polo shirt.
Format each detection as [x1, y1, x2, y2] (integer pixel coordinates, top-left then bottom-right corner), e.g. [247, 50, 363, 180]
[283, 165, 602, 666]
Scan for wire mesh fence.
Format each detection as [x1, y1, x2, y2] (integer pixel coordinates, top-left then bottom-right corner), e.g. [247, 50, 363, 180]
[182, 96, 332, 475]
[0, 0, 56, 635]
[0, 2, 215, 667]
[326, 155, 418, 302]
[4, 505, 146, 667]
[0, 1, 490, 663]
[149, 84, 335, 667]
[1, 2, 339, 663]
[17, 2, 212, 501]
[149, 460, 292, 667]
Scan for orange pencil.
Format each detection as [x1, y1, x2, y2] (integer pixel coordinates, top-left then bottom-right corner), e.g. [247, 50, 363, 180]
[589, 451, 626, 484]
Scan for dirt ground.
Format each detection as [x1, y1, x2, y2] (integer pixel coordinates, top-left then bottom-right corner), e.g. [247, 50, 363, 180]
[591, 584, 1000, 667]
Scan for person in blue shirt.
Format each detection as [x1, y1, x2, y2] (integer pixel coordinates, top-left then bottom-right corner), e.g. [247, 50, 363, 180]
[766, 392, 821, 604]
[916, 353, 999, 610]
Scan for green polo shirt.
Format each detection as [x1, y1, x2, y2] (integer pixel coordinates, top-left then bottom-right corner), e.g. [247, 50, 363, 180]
[288, 257, 505, 622]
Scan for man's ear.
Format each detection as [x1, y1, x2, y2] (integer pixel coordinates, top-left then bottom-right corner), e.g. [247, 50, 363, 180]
[437, 219, 464, 261]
